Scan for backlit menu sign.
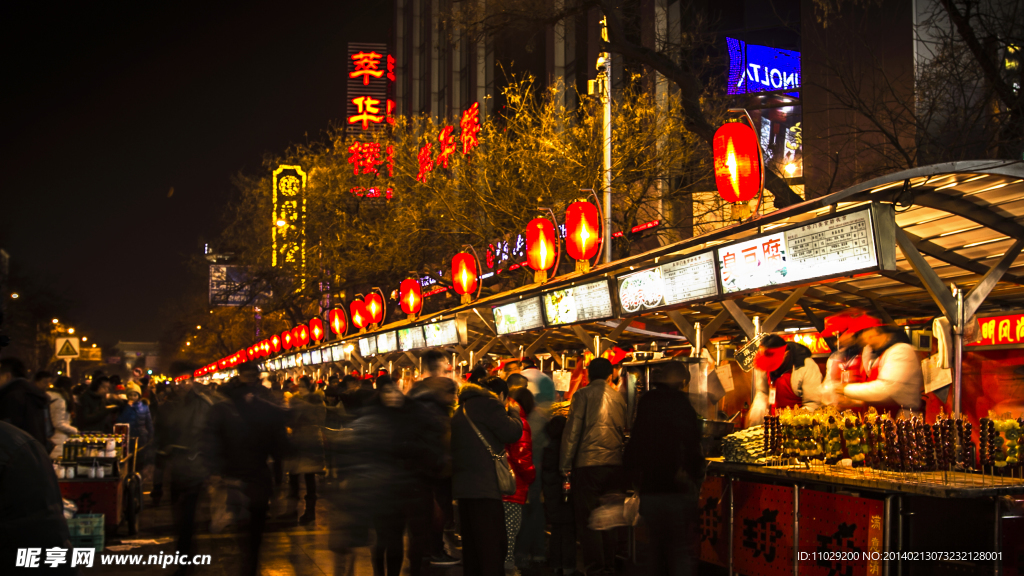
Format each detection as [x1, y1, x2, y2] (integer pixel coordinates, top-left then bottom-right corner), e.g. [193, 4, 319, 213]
[376, 331, 398, 354]
[358, 336, 377, 357]
[310, 349, 322, 365]
[542, 280, 615, 326]
[717, 206, 892, 294]
[423, 319, 460, 347]
[617, 251, 719, 315]
[493, 297, 545, 335]
[398, 326, 426, 351]
[300, 351, 311, 366]
[331, 345, 344, 362]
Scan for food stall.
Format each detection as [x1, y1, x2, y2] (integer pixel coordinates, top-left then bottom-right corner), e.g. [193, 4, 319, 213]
[214, 159, 1024, 575]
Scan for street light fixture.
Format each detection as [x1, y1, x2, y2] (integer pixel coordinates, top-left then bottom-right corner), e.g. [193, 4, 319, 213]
[52, 318, 59, 324]
[82, 337, 88, 342]
[10, 293, 18, 299]
[68, 328, 75, 335]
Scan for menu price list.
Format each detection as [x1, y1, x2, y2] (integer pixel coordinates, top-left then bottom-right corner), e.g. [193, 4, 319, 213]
[424, 320, 460, 347]
[494, 297, 545, 335]
[785, 210, 876, 278]
[661, 252, 718, 306]
[399, 327, 426, 351]
[359, 337, 377, 357]
[572, 281, 615, 322]
[377, 331, 398, 354]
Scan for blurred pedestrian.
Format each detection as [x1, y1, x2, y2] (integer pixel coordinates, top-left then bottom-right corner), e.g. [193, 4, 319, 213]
[496, 382, 536, 576]
[624, 361, 705, 576]
[451, 375, 523, 576]
[284, 376, 326, 524]
[543, 415, 576, 576]
[203, 362, 289, 576]
[337, 375, 364, 412]
[117, 383, 154, 462]
[560, 358, 626, 576]
[514, 381, 550, 569]
[46, 376, 79, 460]
[0, 358, 53, 452]
[76, 375, 120, 432]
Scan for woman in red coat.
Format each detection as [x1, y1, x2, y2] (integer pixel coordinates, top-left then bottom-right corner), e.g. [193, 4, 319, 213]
[503, 387, 537, 576]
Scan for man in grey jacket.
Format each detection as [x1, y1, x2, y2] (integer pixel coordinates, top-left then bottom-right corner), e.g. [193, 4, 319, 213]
[560, 358, 626, 576]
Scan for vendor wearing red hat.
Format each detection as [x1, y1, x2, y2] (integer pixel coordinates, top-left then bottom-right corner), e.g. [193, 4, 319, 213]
[843, 324, 923, 414]
[747, 334, 822, 426]
[820, 310, 882, 406]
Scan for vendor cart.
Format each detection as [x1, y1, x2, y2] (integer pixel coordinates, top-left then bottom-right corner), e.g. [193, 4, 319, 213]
[58, 433, 145, 536]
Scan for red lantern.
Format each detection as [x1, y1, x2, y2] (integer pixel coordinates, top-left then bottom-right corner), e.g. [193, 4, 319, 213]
[400, 279, 422, 315]
[282, 330, 294, 350]
[526, 217, 557, 272]
[310, 318, 325, 342]
[713, 121, 763, 203]
[565, 201, 601, 261]
[294, 325, 310, 347]
[328, 308, 348, 338]
[365, 292, 385, 325]
[351, 299, 369, 330]
[452, 252, 478, 296]
[271, 334, 281, 353]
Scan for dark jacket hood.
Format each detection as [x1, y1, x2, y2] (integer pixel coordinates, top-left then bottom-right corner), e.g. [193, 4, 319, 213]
[0, 378, 50, 409]
[457, 383, 496, 403]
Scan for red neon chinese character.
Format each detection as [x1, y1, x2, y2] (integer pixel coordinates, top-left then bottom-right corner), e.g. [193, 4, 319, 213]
[416, 143, 434, 183]
[385, 187, 393, 200]
[436, 125, 456, 168]
[350, 186, 366, 197]
[347, 141, 382, 176]
[460, 102, 481, 154]
[386, 54, 395, 82]
[386, 99, 396, 125]
[349, 96, 384, 130]
[386, 145, 394, 178]
[741, 245, 759, 265]
[762, 237, 782, 262]
[721, 251, 736, 281]
[350, 51, 385, 85]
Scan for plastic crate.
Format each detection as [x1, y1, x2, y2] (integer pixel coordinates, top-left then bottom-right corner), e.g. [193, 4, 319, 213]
[67, 514, 105, 551]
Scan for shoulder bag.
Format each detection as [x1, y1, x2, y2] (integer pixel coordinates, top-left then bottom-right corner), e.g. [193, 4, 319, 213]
[462, 405, 517, 495]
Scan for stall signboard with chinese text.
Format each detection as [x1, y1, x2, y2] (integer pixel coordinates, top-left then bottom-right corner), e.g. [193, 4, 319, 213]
[423, 319, 460, 347]
[542, 280, 616, 326]
[698, 476, 728, 567]
[272, 165, 306, 270]
[717, 206, 893, 295]
[797, 490, 884, 576]
[732, 481, 794, 576]
[493, 297, 546, 335]
[727, 37, 801, 96]
[358, 336, 377, 357]
[347, 43, 393, 132]
[969, 313, 1024, 347]
[617, 251, 719, 315]
[376, 331, 398, 354]
[735, 334, 767, 372]
[398, 326, 426, 351]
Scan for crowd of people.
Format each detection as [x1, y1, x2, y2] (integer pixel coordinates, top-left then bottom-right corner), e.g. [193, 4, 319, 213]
[0, 345, 713, 576]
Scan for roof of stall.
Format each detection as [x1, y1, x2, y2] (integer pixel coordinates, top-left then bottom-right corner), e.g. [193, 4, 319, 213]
[331, 160, 1024, 369]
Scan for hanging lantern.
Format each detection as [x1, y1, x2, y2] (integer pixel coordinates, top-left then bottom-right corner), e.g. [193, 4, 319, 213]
[452, 252, 479, 302]
[400, 279, 422, 316]
[565, 200, 601, 271]
[271, 334, 282, 353]
[365, 291, 385, 325]
[261, 340, 271, 357]
[309, 318, 325, 342]
[295, 325, 310, 347]
[328, 308, 348, 338]
[526, 217, 558, 282]
[282, 330, 294, 350]
[713, 121, 763, 204]
[351, 299, 369, 331]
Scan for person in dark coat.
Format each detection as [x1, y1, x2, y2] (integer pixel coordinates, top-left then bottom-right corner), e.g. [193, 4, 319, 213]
[203, 363, 289, 576]
[451, 377, 523, 576]
[284, 376, 326, 524]
[117, 383, 154, 462]
[0, 358, 54, 453]
[624, 361, 705, 576]
[0, 421, 75, 574]
[75, 376, 120, 433]
[542, 416, 576, 576]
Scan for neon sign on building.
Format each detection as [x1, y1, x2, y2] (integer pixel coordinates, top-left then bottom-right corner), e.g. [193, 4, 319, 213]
[272, 165, 307, 271]
[726, 37, 801, 96]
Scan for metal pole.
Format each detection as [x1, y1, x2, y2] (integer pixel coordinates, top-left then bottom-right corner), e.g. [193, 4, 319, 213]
[884, 496, 893, 576]
[793, 484, 800, 576]
[994, 496, 1002, 576]
[952, 284, 964, 416]
[727, 478, 734, 576]
[602, 53, 613, 265]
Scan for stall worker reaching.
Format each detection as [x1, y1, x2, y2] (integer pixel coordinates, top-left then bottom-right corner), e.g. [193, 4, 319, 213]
[747, 335, 822, 426]
[842, 324, 924, 415]
[819, 310, 883, 407]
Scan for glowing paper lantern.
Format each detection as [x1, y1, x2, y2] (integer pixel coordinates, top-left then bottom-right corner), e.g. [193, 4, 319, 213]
[400, 279, 422, 315]
[295, 325, 310, 347]
[526, 217, 557, 273]
[282, 330, 294, 350]
[452, 252, 478, 296]
[365, 292, 385, 325]
[271, 334, 282, 353]
[351, 299, 369, 330]
[328, 308, 348, 338]
[310, 318, 325, 342]
[713, 122, 763, 203]
[565, 201, 601, 261]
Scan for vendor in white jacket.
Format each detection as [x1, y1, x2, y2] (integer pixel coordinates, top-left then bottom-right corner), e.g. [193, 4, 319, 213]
[842, 325, 923, 414]
[747, 335, 822, 426]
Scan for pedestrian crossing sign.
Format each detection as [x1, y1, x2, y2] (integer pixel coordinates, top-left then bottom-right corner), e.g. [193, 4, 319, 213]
[56, 337, 80, 358]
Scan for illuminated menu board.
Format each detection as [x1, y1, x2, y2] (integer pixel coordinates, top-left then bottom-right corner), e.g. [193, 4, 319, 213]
[376, 331, 398, 354]
[331, 345, 344, 362]
[718, 207, 881, 294]
[423, 319, 460, 347]
[358, 336, 377, 357]
[310, 349, 322, 365]
[300, 351, 311, 366]
[542, 280, 615, 326]
[493, 297, 545, 335]
[617, 251, 718, 314]
[398, 326, 426, 351]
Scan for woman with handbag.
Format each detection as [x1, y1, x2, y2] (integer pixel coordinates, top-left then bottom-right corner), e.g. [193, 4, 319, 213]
[451, 376, 524, 576]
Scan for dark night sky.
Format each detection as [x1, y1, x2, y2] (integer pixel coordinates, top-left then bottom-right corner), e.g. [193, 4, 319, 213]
[0, 1, 389, 345]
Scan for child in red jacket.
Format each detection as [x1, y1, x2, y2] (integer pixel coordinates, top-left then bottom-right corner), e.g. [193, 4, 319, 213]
[503, 389, 537, 576]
